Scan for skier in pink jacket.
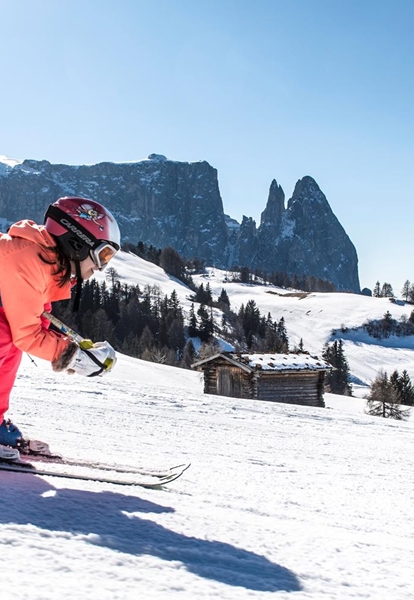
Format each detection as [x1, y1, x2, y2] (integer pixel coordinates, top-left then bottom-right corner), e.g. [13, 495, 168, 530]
[0, 196, 121, 460]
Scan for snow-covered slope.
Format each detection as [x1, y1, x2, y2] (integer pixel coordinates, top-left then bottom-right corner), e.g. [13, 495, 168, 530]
[2, 352, 414, 599]
[2, 252, 414, 600]
[97, 252, 414, 392]
[193, 268, 414, 392]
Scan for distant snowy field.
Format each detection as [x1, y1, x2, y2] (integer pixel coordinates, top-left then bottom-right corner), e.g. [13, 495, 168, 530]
[97, 252, 414, 394]
[1, 251, 414, 599]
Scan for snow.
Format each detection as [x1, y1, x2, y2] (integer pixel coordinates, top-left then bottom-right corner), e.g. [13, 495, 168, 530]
[0, 154, 22, 168]
[195, 352, 331, 372]
[190, 267, 414, 390]
[2, 252, 414, 599]
[99, 254, 414, 389]
[240, 353, 331, 371]
[280, 216, 295, 239]
[0, 155, 23, 178]
[99, 252, 193, 307]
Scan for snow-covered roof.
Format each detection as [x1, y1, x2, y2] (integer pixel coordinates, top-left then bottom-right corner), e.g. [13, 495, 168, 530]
[192, 352, 331, 372]
[239, 353, 331, 371]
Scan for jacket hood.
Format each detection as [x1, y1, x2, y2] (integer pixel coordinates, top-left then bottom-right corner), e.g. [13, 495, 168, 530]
[7, 219, 56, 247]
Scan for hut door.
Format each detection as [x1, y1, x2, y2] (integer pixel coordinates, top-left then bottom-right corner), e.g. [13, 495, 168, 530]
[217, 366, 243, 398]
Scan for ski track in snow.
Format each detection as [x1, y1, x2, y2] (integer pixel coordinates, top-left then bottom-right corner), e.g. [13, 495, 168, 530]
[1, 253, 414, 599]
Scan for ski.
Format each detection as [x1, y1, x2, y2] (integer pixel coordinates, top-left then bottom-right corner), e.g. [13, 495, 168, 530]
[19, 450, 188, 478]
[0, 458, 191, 488]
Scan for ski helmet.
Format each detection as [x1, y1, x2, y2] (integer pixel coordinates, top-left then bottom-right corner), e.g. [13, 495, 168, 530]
[44, 197, 121, 269]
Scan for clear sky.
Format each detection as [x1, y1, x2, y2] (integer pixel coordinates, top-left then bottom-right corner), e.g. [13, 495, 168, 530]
[1, 0, 413, 294]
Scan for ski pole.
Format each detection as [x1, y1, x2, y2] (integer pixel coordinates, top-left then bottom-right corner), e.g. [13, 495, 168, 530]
[42, 311, 116, 372]
[42, 311, 84, 344]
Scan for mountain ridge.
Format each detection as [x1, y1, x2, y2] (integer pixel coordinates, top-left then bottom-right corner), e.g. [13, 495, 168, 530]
[0, 154, 359, 292]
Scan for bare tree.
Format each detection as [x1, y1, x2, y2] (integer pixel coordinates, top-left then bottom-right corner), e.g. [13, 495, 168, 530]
[366, 371, 411, 420]
[106, 267, 120, 287]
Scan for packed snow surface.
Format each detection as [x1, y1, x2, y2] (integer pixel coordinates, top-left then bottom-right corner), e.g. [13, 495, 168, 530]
[1, 252, 414, 599]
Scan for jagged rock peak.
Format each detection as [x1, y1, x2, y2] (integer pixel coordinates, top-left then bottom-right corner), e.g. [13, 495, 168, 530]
[260, 179, 285, 228]
[288, 176, 327, 208]
[224, 214, 240, 231]
[147, 153, 168, 161]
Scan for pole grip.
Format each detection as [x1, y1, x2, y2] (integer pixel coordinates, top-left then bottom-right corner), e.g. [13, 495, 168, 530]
[42, 311, 84, 344]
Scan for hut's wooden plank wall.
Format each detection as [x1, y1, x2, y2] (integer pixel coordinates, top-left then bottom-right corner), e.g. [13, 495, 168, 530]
[256, 371, 325, 407]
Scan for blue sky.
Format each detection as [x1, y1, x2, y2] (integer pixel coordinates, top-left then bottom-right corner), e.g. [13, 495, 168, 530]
[1, 0, 413, 293]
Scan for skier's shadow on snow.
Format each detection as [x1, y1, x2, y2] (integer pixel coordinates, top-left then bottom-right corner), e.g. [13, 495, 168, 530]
[0, 474, 301, 593]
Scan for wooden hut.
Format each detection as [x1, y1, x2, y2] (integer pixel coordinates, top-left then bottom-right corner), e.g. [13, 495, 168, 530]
[192, 352, 331, 408]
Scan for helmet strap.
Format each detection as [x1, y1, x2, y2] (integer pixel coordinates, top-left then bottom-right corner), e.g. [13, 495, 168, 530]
[73, 260, 83, 312]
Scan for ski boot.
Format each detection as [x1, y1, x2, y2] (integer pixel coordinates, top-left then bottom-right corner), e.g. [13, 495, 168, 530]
[0, 419, 24, 447]
[0, 420, 24, 462]
[0, 419, 55, 459]
[0, 444, 20, 462]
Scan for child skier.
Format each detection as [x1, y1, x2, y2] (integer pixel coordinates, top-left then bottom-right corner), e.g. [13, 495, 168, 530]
[0, 196, 121, 460]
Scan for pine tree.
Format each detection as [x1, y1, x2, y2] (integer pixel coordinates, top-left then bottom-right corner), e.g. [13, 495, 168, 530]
[380, 310, 394, 338]
[390, 369, 414, 405]
[53, 275, 191, 368]
[399, 370, 414, 405]
[322, 340, 353, 395]
[276, 317, 289, 353]
[159, 246, 187, 282]
[240, 300, 261, 348]
[240, 266, 251, 284]
[401, 280, 411, 302]
[195, 283, 213, 305]
[217, 288, 230, 310]
[187, 303, 198, 337]
[205, 283, 213, 306]
[197, 304, 214, 342]
[373, 281, 381, 297]
[381, 282, 394, 298]
[389, 369, 400, 394]
[167, 315, 185, 351]
[168, 290, 181, 316]
[180, 340, 197, 368]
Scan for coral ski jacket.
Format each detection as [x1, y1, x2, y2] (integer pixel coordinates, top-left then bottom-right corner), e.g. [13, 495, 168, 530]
[0, 220, 72, 362]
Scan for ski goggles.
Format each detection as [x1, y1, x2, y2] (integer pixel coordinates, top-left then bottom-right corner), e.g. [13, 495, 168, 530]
[90, 242, 118, 270]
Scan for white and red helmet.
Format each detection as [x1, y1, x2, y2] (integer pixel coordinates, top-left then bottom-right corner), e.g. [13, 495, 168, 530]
[44, 197, 121, 269]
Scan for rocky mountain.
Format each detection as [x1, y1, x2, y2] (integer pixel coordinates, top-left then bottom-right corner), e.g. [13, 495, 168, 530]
[0, 154, 360, 292]
[253, 176, 360, 291]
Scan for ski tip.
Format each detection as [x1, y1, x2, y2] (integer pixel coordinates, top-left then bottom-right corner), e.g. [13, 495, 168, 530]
[171, 462, 191, 471]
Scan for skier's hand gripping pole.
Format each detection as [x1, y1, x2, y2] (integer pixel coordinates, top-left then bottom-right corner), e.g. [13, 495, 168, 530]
[44, 311, 117, 376]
